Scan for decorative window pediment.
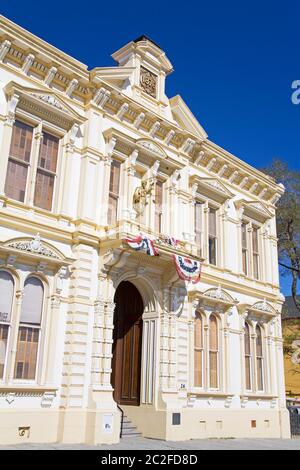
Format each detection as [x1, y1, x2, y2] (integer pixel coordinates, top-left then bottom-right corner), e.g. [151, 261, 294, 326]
[190, 285, 238, 312]
[190, 176, 234, 202]
[0, 234, 72, 268]
[235, 199, 272, 223]
[137, 139, 166, 158]
[5, 82, 85, 129]
[238, 299, 278, 322]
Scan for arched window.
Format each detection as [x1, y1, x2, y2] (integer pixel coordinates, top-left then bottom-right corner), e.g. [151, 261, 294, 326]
[244, 322, 252, 390]
[194, 312, 204, 387]
[0, 271, 14, 379]
[209, 315, 218, 388]
[256, 325, 264, 391]
[14, 277, 44, 380]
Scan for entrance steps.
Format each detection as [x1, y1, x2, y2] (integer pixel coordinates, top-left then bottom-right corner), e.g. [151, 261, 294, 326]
[121, 415, 142, 438]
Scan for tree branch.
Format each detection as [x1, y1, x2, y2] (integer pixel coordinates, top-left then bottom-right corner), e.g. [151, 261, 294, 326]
[279, 261, 300, 274]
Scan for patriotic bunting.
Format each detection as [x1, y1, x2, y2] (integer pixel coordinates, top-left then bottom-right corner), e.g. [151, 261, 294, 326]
[124, 235, 201, 283]
[124, 234, 159, 256]
[166, 237, 178, 247]
[173, 254, 201, 284]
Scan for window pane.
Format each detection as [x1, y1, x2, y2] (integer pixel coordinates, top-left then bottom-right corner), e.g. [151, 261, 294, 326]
[108, 161, 120, 225]
[194, 350, 203, 387]
[242, 250, 248, 275]
[0, 325, 9, 379]
[20, 277, 44, 325]
[241, 223, 247, 248]
[209, 315, 218, 388]
[253, 254, 259, 279]
[210, 316, 218, 350]
[155, 181, 163, 233]
[5, 159, 28, 202]
[257, 358, 263, 391]
[9, 121, 33, 162]
[244, 323, 250, 355]
[108, 195, 118, 225]
[38, 133, 59, 172]
[0, 271, 14, 323]
[245, 356, 251, 390]
[245, 323, 251, 390]
[34, 170, 55, 211]
[256, 325, 262, 356]
[209, 352, 218, 388]
[209, 237, 216, 265]
[194, 314, 203, 387]
[256, 325, 263, 390]
[252, 228, 259, 252]
[109, 161, 121, 195]
[194, 314, 203, 348]
[195, 202, 202, 245]
[208, 208, 216, 237]
[14, 326, 39, 380]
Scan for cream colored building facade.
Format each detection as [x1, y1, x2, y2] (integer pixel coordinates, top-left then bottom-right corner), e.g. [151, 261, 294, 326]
[0, 15, 290, 445]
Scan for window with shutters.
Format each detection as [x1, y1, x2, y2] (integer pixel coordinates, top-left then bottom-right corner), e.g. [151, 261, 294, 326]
[34, 132, 59, 211]
[256, 325, 264, 391]
[208, 207, 217, 265]
[14, 277, 44, 380]
[241, 222, 248, 276]
[194, 312, 204, 388]
[155, 180, 163, 234]
[5, 120, 33, 202]
[240, 221, 261, 280]
[0, 271, 14, 380]
[4, 120, 61, 212]
[108, 160, 121, 225]
[252, 227, 260, 280]
[209, 315, 219, 389]
[244, 322, 252, 390]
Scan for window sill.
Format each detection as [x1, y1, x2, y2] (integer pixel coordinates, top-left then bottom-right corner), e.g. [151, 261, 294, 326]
[242, 393, 278, 400]
[188, 390, 231, 398]
[0, 384, 58, 393]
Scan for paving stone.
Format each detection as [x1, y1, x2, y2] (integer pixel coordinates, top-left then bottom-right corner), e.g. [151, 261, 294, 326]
[0, 437, 300, 450]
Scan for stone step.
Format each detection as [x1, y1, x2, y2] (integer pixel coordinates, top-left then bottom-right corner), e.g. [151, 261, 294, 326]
[120, 414, 142, 438]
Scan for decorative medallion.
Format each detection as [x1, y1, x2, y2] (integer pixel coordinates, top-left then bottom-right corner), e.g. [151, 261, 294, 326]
[140, 66, 157, 98]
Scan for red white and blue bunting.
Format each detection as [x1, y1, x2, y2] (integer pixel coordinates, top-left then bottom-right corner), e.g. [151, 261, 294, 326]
[123, 234, 201, 283]
[124, 234, 159, 256]
[173, 255, 201, 284]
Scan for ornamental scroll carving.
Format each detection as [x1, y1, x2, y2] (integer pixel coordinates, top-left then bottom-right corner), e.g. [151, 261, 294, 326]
[7, 233, 59, 259]
[140, 67, 157, 98]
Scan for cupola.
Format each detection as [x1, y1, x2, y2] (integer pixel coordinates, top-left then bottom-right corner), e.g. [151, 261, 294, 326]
[111, 36, 173, 112]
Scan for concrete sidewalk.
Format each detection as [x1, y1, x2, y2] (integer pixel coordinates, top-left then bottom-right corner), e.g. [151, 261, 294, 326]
[0, 437, 300, 450]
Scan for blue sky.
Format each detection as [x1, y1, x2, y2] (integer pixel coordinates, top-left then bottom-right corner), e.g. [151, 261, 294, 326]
[1, 1, 299, 295]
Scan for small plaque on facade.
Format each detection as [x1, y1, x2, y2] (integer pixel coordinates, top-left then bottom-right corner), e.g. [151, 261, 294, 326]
[103, 413, 113, 434]
[140, 66, 157, 98]
[172, 413, 181, 425]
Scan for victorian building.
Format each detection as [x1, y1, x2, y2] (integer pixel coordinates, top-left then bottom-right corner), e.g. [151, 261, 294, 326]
[0, 15, 290, 444]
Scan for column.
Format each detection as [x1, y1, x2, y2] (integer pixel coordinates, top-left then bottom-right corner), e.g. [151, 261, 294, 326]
[7, 290, 23, 384]
[59, 125, 81, 219]
[160, 288, 170, 391]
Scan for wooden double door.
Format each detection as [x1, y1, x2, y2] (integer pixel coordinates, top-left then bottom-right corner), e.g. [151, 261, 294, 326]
[111, 281, 144, 406]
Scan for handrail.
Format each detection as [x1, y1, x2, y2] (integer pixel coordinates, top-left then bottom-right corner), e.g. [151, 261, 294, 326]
[117, 404, 124, 438]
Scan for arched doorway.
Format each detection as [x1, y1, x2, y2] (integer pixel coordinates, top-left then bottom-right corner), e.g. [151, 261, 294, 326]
[111, 281, 144, 406]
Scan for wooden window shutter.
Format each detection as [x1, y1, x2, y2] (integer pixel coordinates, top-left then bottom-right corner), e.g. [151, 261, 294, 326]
[5, 120, 33, 202]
